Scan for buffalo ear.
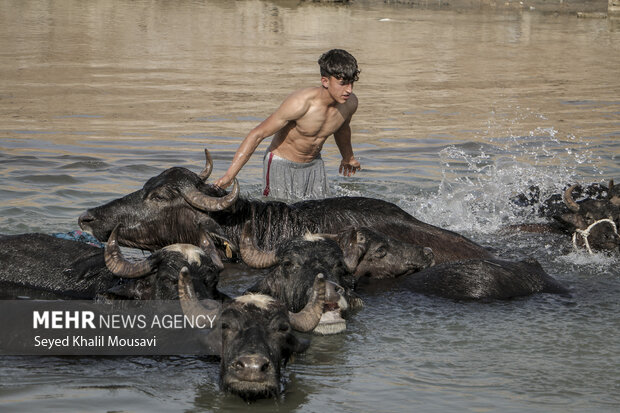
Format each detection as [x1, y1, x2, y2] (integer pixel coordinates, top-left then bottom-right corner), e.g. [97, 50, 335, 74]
[197, 229, 224, 271]
[291, 336, 311, 354]
[282, 335, 310, 367]
[197, 219, 238, 257]
[105, 281, 139, 298]
[341, 228, 367, 273]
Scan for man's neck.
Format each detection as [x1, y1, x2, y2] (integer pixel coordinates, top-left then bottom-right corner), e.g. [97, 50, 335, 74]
[318, 86, 338, 107]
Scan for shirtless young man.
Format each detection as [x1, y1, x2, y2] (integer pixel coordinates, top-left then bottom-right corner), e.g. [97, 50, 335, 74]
[214, 49, 361, 200]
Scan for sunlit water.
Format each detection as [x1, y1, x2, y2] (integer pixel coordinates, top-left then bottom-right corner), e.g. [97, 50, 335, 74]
[0, 0, 619, 412]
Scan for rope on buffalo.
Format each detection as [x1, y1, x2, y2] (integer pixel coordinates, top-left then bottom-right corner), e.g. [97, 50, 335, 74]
[572, 218, 618, 254]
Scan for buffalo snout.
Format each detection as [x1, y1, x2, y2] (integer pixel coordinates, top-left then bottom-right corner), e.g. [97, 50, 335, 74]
[232, 354, 273, 382]
[78, 211, 95, 229]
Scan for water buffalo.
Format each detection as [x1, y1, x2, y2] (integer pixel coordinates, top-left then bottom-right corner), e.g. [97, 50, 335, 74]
[559, 182, 619, 253]
[239, 223, 362, 335]
[0, 226, 224, 300]
[512, 180, 619, 253]
[178, 268, 326, 401]
[78, 149, 492, 264]
[361, 258, 569, 300]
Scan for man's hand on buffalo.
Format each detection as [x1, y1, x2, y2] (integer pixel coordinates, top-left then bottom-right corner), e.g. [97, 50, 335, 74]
[214, 174, 234, 189]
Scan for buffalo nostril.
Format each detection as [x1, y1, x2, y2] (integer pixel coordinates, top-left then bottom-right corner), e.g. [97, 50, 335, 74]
[234, 355, 271, 374]
[78, 212, 95, 227]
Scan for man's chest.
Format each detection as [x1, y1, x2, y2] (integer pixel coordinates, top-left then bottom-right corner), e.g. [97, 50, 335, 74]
[295, 106, 346, 138]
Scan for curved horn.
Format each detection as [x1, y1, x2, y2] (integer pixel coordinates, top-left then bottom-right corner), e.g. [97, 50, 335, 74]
[198, 149, 213, 181]
[288, 273, 326, 332]
[178, 267, 221, 319]
[104, 225, 157, 278]
[239, 221, 277, 268]
[563, 184, 580, 212]
[183, 178, 240, 212]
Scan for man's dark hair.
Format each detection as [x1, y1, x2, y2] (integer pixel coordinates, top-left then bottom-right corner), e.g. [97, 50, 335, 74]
[318, 49, 360, 83]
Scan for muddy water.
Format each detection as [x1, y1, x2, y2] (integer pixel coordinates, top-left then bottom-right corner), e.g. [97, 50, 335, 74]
[0, 0, 619, 412]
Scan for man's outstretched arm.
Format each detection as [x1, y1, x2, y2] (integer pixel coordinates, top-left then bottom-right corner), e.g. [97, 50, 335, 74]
[214, 92, 310, 188]
[334, 99, 360, 177]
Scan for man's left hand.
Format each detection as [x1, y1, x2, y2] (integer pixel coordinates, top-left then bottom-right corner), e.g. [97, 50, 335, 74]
[339, 158, 361, 177]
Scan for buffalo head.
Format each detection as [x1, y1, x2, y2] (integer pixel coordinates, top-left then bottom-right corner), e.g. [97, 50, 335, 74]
[103, 225, 225, 300]
[79, 149, 239, 253]
[178, 268, 326, 401]
[0, 228, 225, 301]
[558, 181, 619, 253]
[318, 227, 435, 279]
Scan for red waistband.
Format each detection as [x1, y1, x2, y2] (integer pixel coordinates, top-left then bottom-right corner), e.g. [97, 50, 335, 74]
[263, 151, 274, 196]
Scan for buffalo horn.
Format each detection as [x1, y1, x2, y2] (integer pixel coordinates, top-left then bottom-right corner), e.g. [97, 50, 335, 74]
[183, 178, 240, 212]
[563, 184, 580, 212]
[239, 221, 277, 268]
[104, 225, 157, 278]
[288, 273, 326, 332]
[178, 267, 221, 320]
[198, 149, 213, 181]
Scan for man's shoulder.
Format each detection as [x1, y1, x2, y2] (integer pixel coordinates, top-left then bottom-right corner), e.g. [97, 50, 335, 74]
[288, 86, 322, 101]
[279, 87, 322, 114]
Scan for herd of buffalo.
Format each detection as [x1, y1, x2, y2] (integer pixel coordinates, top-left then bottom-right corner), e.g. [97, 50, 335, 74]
[1, 148, 618, 401]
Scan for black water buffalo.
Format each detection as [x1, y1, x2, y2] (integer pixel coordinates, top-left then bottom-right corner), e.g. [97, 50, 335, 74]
[512, 180, 619, 253]
[242, 223, 565, 303]
[79, 150, 492, 264]
[239, 223, 362, 335]
[559, 181, 619, 253]
[178, 268, 326, 401]
[316, 226, 435, 279]
[360, 258, 569, 300]
[0, 226, 224, 301]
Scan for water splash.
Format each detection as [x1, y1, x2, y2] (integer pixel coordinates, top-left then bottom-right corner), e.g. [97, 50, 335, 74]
[555, 250, 619, 275]
[399, 126, 606, 236]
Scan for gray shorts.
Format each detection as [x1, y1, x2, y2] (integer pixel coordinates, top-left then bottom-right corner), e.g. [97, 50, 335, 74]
[263, 150, 330, 201]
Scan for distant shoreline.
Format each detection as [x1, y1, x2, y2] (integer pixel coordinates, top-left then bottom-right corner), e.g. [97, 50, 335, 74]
[363, 0, 611, 15]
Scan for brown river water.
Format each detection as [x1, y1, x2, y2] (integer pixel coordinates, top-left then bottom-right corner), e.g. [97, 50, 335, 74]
[0, 0, 619, 412]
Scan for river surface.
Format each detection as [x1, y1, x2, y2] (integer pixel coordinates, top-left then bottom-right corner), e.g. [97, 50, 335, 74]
[0, 0, 619, 412]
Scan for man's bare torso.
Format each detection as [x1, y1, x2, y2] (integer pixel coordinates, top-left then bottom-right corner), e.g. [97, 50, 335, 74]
[269, 87, 357, 163]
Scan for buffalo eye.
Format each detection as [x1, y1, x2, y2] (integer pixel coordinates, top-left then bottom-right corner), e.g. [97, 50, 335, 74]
[146, 190, 168, 202]
[281, 260, 297, 275]
[220, 322, 230, 331]
[277, 322, 290, 332]
[373, 246, 387, 258]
